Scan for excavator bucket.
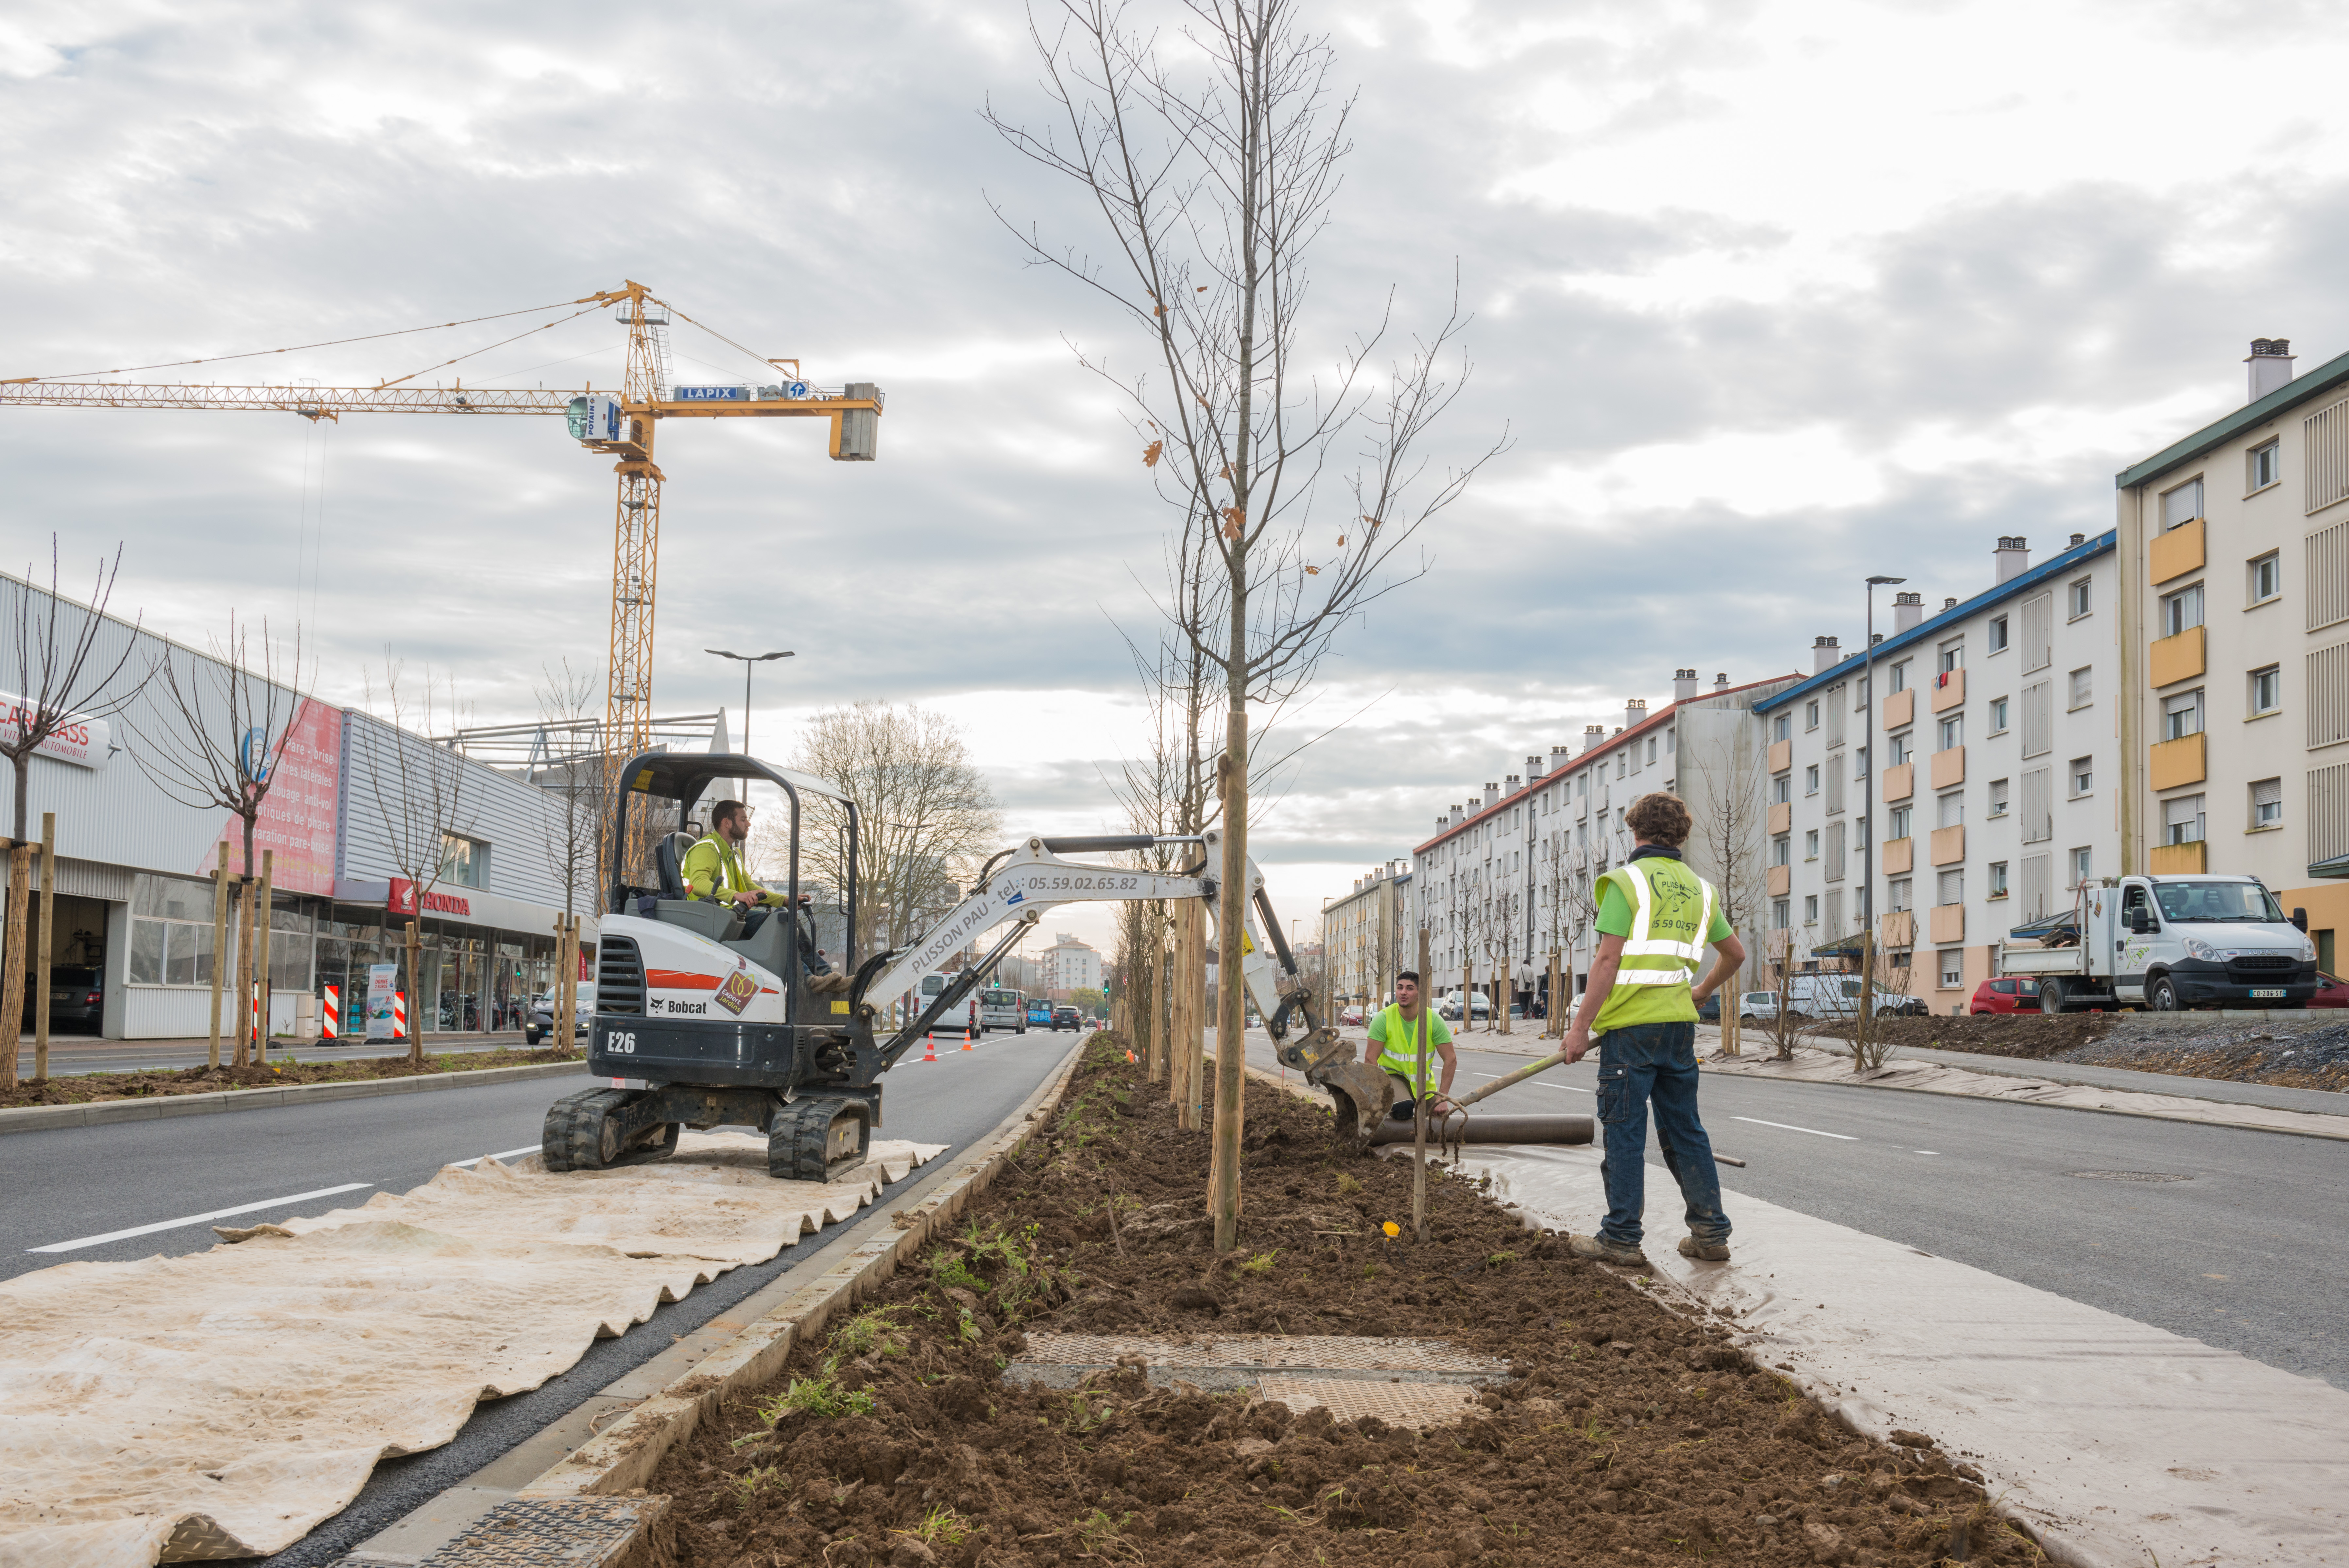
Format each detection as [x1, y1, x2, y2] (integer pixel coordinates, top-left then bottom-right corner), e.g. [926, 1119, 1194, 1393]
[1275, 1027, 1395, 1144]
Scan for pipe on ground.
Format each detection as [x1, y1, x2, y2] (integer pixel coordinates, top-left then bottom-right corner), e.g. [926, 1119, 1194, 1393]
[1365, 1113, 1593, 1146]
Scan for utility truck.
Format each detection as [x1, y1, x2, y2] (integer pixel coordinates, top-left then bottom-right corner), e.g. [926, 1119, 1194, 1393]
[2000, 873, 2317, 1013]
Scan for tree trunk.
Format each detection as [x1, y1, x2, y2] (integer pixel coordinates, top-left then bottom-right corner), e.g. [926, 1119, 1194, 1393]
[1210, 707, 1248, 1253]
[207, 842, 229, 1070]
[1462, 950, 1474, 1040]
[1547, 947, 1562, 1040]
[34, 813, 55, 1082]
[407, 919, 424, 1066]
[0, 843, 26, 1092]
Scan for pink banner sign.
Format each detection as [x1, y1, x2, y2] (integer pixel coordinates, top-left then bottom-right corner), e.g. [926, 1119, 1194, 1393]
[196, 699, 341, 895]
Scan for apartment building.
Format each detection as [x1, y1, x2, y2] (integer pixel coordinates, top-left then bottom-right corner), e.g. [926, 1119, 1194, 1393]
[1410, 670, 1800, 1008]
[2116, 339, 2349, 973]
[1034, 931, 1103, 996]
[1323, 861, 1411, 1009]
[1753, 531, 2121, 1004]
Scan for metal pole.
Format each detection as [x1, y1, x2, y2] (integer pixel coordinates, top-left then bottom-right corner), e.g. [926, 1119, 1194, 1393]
[1862, 574, 1906, 1013]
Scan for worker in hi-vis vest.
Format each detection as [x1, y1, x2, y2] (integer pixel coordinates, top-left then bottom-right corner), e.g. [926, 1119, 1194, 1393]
[682, 799, 810, 941]
[1367, 969, 1456, 1121]
[1555, 791, 1746, 1267]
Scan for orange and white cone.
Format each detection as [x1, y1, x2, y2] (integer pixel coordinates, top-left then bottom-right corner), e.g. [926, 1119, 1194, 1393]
[961, 1030, 974, 1052]
[923, 1032, 937, 1063]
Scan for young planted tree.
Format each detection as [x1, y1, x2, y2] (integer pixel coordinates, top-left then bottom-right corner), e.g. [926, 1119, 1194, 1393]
[1689, 730, 1769, 1058]
[130, 613, 307, 1067]
[531, 660, 605, 1051]
[1, 542, 141, 1089]
[359, 662, 476, 1065]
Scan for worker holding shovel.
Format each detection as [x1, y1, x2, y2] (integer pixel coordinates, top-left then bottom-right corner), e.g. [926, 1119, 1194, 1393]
[1555, 791, 1744, 1266]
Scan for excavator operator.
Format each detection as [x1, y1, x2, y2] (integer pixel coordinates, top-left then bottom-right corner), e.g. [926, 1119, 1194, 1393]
[683, 800, 811, 950]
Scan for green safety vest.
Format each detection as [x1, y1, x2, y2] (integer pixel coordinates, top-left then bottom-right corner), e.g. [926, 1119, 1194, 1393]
[1373, 1003, 1445, 1082]
[1591, 855, 1718, 1034]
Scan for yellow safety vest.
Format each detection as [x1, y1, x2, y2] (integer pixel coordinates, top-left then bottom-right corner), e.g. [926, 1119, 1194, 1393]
[683, 834, 770, 903]
[1372, 1003, 1447, 1081]
[1592, 855, 1717, 1033]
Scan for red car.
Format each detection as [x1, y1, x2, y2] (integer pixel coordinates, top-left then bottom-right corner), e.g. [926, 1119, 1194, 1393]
[2308, 972, 2349, 1008]
[1969, 977, 2041, 1015]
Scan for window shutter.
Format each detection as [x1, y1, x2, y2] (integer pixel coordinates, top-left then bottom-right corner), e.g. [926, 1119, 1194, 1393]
[1824, 889, 1844, 937]
[2019, 767, 2053, 844]
[2019, 592, 2053, 674]
[2312, 762, 2349, 869]
[2308, 396, 2349, 518]
[1825, 687, 1847, 750]
[2310, 641, 2349, 750]
[2020, 681, 2054, 758]
[1825, 764, 1845, 816]
[1825, 821, 1846, 883]
[2309, 519, 2349, 633]
[2020, 853, 2052, 921]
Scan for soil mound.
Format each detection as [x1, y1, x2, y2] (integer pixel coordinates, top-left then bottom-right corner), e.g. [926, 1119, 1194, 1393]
[653, 1036, 2027, 1567]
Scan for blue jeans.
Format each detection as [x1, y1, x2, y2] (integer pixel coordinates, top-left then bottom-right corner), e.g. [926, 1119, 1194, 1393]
[1595, 1021, 1730, 1249]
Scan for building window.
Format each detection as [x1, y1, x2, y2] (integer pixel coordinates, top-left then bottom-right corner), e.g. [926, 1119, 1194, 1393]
[1888, 877, 1912, 911]
[2250, 439, 2281, 492]
[1937, 868, 1964, 905]
[2251, 664, 2281, 716]
[1940, 952, 1964, 989]
[2163, 795, 2205, 846]
[1804, 895, 1820, 925]
[1804, 830, 1820, 861]
[439, 834, 488, 888]
[2251, 777, 2283, 830]
[1855, 745, 1868, 779]
[1805, 765, 1820, 796]
[1889, 805, 1912, 839]
[1772, 835, 1791, 867]
[2069, 756, 2094, 797]
[1772, 773, 1792, 804]
[1938, 714, 1963, 750]
[1616, 751, 1627, 779]
[1987, 617, 2008, 654]
[1889, 731, 1911, 766]
[2068, 667, 2093, 709]
[129, 874, 223, 986]
[1646, 737, 1658, 766]
[2160, 583, 2205, 637]
[1890, 659, 1910, 693]
[2161, 475, 2203, 529]
[1989, 778, 2010, 817]
[1805, 700, 1820, 731]
[1988, 695, 2009, 733]
[1937, 791, 1965, 828]
[1988, 861, 2009, 899]
[2068, 577, 2092, 619]
[2163, 689, 2204, 740]
[1938, 641, 1963, 675]
[2071, 846, 2094, 884]
[1772, 898, 1791, 929]
[2250, 551, 2281, 606]
[1773, 712, 1792, 742]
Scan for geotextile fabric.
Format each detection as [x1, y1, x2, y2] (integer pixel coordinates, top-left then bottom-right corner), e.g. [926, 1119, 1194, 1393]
[0, 1133, 942, 1567]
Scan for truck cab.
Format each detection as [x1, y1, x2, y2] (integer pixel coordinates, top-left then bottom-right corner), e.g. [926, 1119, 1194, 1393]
[2006, 874, 2316, 1012]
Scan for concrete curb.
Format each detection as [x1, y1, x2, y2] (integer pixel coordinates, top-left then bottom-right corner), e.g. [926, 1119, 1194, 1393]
[509, 1033, 1093, 1504]
[0, 1059, 590, 1137]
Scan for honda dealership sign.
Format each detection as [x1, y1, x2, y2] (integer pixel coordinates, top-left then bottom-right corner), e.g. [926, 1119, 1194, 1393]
[0, 693, 111, 770]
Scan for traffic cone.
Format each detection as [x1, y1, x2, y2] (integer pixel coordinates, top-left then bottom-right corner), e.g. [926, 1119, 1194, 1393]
[923, 1032, 937, 1063]
[961, 1030, 974, 1052]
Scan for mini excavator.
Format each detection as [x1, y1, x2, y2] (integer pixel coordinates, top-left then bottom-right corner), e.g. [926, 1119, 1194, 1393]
[542, 753, 1572, 1180]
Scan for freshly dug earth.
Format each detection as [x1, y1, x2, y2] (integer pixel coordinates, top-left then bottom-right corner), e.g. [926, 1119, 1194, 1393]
[1808, 1013, 2118, 1060]
[1807, 1012, 2349, 1091]
[0, 1046, 577, 1110]
[654, 1036, 2029, 1568]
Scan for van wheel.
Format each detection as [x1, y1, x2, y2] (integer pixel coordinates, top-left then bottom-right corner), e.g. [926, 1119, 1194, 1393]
[2149, 975, 2181, 1011]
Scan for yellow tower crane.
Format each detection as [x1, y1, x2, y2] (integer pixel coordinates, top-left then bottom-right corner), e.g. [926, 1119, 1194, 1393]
[1, 280, 882, 759]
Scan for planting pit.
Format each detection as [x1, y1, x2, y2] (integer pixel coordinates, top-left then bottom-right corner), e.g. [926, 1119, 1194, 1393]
[650, 1036, 2031, 1567]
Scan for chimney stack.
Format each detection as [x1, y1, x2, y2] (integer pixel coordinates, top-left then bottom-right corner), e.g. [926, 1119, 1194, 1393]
[1625, 698, 1648, 732]
[2248, 338, 2296, 402]
[1551, 743, 1572, 772]
[2069, 532, 2085, 547]
[1713, 672, 1730, 692]
[1672, 668, 1699, 702]
[1994, 535, 2030, 584]
[1525, 753, 1545, 781]
[1812, 635, 1841, 674]
[1503, 773, 1522, 797]
[1893, 591, 1923, 633]
[1582, 724, 1605, 754]
[1483, 781, 1500, 807]
[1944, 597, 1958, 610]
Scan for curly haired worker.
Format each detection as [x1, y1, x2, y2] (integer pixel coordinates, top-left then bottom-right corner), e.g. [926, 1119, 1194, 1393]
[1555, 790, 1745, 1266]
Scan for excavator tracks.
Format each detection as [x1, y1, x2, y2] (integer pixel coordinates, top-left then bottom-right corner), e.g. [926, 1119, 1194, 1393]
[540, 1087, 682, 1172]
[768, 1097, 871, 1182]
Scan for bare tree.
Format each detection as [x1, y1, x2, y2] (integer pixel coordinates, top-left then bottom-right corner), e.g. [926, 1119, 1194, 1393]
[789, 702, 1001, 968]
[531, 661, 605, 926]
[1, 541, 141, 1088]
[991, 0, 1502, 1251]
[1689, 732, 1768, 1057]
[360, 662, 475, 1065]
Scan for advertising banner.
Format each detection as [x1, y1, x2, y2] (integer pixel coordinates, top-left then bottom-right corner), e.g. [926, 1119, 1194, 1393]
[365, 963, 399, 1042]
[194, 698, 341, 895]
[0, 692, 111, 770]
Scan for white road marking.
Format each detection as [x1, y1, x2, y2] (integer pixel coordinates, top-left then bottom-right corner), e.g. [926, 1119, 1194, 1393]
[28, 1182, 376, 1253]
[452, 1145, 542, 1167]
[1732, 1115, 1858, 1142]
[1916, 1150, 1940, 1155]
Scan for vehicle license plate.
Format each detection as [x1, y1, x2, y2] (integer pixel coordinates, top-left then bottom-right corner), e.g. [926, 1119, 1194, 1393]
[2250, 988, 2286, 999]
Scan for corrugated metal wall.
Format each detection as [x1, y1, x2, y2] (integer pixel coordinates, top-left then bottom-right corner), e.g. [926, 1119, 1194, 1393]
[336, 710, 577, 911]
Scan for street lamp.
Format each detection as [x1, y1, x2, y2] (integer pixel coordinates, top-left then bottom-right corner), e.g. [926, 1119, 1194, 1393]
[705, 649, 794, 755]
[1861, 576, 1906, 991]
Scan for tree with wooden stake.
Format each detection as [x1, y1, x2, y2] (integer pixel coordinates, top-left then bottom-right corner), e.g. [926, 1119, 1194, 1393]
[989, 0, 1502, 1252]
[32, 813, 55, 1082]
[1412, 926, 1432, 1242]
[0, 539, 142, 1093]
[206, 841, 230, 1069]
[357, 662, 476, 1066]
[129, 612, 307, 1069]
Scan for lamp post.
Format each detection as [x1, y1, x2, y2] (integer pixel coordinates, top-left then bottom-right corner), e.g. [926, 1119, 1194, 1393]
[705, 649, 793, 755]
[1861, 576, 1906, 996]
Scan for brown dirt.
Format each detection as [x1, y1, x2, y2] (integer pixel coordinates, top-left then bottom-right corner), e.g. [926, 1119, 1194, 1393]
[1807, 1013, 2349, 1092]
[651, 1035, 2032, 1568]
[1808, 1014, 2119, 1060]
[0, 1047, 580, 1110]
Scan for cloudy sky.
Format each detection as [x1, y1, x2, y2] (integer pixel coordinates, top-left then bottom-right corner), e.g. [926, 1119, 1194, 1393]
[10, 0, 2349, 957]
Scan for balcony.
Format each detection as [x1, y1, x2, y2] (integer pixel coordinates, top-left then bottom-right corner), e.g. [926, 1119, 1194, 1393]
[1882, 762, 1914, 802]
[2150, 517, 2205, 586]
[1930, 824, 1965, 865]
[2149, 840, 2207, 874]
[1930, 745, 1965, 789]
[1879, 910, 1915, 947]
[1882, 836, 1913, 875]
[1882, 688, 1915, 731]
[1768, 739, 1792, 775]
[1930, 668, 1966, 713]
[2150, 732, 2207, 790]
[1930, 903, 1965, 943]
[1768, 801, 1792, 835]
[2150, 625, 2206, 688]
[1767, 864, 1792, 897]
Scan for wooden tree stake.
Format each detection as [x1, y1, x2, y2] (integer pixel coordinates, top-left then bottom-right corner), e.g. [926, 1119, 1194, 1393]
[34, 814, 55, 1082]
[207, 841, 229, 1071]
[1413, 925, 1432, 1243]
[254, 850, 275, 1063]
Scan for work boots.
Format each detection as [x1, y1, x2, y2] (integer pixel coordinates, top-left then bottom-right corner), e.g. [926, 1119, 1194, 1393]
[1566, 1232, 1646, 1267]
[1678, 1235, 1731, 1262]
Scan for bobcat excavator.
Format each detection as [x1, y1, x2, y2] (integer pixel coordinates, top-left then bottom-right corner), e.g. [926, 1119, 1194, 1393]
[541, 752, 1405, 1180]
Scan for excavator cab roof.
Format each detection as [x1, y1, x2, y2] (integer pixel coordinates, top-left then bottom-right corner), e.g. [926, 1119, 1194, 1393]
[617, 751, 854, 816]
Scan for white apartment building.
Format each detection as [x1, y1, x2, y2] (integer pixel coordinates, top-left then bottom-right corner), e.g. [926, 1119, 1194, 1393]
[1034, 931, 1102, 996]
[2115, 339, 2349, 974]
[1411, 670, 1801, 1009]
[1323, 861, 1411, 1009]
[1755, 531, 2121, 1005]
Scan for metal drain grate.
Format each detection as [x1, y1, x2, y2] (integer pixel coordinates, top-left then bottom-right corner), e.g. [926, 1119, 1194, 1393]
[2067, 1170, 2191, 1183]
[351, 1497, 666, 1567]
[1258, 1375, 1480, 1429]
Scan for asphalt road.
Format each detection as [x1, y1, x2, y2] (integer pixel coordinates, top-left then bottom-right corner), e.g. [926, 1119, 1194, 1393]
[0, 1029, 1083, 1567]
[1241, 1032, 2349, 1391]
[9, 1031, 528, 1078]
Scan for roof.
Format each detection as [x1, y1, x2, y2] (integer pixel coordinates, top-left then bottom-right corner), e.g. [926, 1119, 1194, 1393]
[1753, 531, 2117, 715]
[1412, 672, 1799, 857]
[2116, 348, 2349, 491]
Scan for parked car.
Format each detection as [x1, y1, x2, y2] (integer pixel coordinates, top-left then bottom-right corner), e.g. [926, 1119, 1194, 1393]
[1969, 977, 2041, 1015]
[23, 964, 103, 1033]
[525, 982, 595, 1045]
[1735, 990, 1784, 1023]
[1435, 989, 1492, 1022]
[1339, 1006, 1365, 1026]
[1051, 1005, 1082, 1031]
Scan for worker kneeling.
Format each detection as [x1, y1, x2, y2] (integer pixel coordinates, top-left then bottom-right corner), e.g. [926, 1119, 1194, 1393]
[1371, 970, 1456, 1122]
[1556, 791, 1744, 1267]
[684, 801, 823, 971]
